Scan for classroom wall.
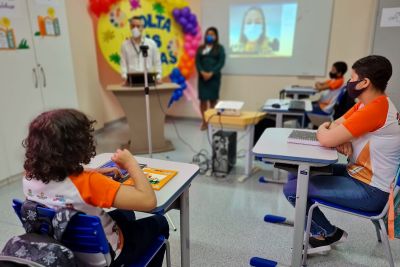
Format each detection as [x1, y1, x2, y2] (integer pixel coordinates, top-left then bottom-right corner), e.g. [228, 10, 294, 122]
[64, 0, 125, 129]
[167, 0, 379, 118]
[64, 0, 378, 124]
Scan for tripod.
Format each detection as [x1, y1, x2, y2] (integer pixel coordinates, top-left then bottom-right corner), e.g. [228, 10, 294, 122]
[140, 45, 177, 231]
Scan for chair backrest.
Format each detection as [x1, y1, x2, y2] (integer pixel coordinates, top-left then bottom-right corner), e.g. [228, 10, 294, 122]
[333, 87, 356, 120]
[320, 85, 346, 114]
[12, 199, 111, 267]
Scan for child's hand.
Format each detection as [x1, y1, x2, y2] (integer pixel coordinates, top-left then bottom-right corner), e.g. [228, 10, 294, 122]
[97, 167, 122, 179]
[112, 149, 137, 170]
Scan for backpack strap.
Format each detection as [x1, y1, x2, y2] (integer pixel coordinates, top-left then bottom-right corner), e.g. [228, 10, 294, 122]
[388, 166, 400, 240]
[52, 208, 83, 241]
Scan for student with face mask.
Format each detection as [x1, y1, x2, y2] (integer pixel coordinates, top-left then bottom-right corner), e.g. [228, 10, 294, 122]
[120, 16, 162, 82]
[303, 61, 348, 127]
[195, 27, 226, 130]
[284, 55, 400, 255]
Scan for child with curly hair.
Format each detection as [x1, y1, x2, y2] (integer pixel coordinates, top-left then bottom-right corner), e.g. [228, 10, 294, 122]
[22, 109, 169, 266]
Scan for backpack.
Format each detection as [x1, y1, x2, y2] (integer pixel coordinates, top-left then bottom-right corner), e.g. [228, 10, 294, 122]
[385, 166, 400, 239]
[1, 200, 80, 267]
[1, 233, 76, 267]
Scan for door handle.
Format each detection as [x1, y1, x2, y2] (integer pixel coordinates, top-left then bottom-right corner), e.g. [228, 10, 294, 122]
[32, 68, 38, 89]
[39, 65, 47, 88]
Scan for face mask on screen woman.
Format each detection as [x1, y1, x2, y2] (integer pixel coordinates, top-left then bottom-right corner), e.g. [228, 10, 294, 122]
[244, 23, 263, 42]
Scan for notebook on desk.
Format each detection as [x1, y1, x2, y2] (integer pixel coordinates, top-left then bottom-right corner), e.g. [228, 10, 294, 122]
[287, 130, 321, 146]
[288, 100, 305, 112]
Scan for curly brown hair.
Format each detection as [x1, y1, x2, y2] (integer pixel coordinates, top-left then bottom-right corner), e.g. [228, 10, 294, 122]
[23, 109, 96, 183]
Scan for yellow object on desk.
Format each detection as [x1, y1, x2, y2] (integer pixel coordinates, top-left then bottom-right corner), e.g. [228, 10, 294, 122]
[123, 167, 178, 190]
[204, 109, 267, 129]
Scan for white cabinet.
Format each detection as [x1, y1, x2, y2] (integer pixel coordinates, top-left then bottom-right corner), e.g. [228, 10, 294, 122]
[27, 0, 78, 109]
[0, 0, 78, 181]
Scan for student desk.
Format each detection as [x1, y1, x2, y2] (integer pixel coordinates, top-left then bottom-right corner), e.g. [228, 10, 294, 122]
[253, 128, 337, 267]
[262, 99, 313, 128]
[204, 109, 266, 182]
[107, 83, 179, 154]
[87, 153, 200, 267]
[282, 86, 317, 100]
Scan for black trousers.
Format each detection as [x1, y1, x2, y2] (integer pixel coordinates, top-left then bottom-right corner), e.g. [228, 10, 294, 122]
[108, 210, 169, 267]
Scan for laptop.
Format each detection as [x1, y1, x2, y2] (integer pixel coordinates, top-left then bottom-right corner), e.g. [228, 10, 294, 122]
[288, 100, 305, 112]
[126, 72, 158, 87]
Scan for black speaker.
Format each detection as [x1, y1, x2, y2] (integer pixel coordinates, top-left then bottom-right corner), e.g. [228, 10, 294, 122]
[212, 130, 237, 174]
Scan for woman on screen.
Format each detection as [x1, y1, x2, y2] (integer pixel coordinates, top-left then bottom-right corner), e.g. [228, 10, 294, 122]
[195, 27, 226, 130]
[232, 6, 275, 55]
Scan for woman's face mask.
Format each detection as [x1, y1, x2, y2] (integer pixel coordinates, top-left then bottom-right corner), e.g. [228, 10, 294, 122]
[206, 35, 215, 44]
[244, 23, 263, 42]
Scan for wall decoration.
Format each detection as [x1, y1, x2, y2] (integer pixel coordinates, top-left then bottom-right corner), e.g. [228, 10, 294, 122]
[90, 0, 202, 107]
[0, 0, 24, 18]
[0, 16, 29, 50]
[36, 7, 61, 37]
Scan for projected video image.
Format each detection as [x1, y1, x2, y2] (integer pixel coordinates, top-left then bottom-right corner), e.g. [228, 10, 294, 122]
[229, 2, 297, 58]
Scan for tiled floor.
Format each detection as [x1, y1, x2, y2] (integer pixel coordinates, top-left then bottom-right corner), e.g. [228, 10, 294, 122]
[1, 118, 399, 266]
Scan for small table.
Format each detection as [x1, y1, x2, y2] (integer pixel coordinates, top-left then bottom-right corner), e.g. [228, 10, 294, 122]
[107, 83, 180, 154]
[253, 128, 338, 267]
[87, 153, 200, 267]
[204, 109, 266, 182]
[262, 99, 313, 128]
[282, 86, 317, 100]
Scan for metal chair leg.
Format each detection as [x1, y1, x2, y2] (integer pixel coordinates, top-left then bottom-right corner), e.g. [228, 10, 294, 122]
[165, 240, 171, 267]
[302, 203, 318, 266]
[372, 220, 382, 243]
[378, 219, 394, 267]
[166, 213, 177, 231]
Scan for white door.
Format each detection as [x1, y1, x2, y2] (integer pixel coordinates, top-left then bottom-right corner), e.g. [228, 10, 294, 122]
[0, 0, 45, 176]
[27, 0, 78, 109]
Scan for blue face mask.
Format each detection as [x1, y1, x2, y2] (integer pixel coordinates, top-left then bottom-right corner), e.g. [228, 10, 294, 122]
[244, 23, 263, 42]
[206, 35, 215, 44]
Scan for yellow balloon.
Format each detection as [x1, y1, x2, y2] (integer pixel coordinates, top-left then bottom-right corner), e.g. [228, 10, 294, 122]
[0, 17, 11, 28]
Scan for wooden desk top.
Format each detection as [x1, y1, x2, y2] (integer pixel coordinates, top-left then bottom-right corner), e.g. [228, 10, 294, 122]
[204, 109, 266, 128]
[107, 83, 180, 92]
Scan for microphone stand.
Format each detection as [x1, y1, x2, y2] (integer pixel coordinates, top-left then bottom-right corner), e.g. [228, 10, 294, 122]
[140, 45, 153, 158]
[140, 44, 177, 231]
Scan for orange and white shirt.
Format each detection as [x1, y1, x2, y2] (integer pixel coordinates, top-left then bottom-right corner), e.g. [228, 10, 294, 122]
[343, 96, 400, 192]
[319, 78, 344, 112]
[23, 171, 123, 256]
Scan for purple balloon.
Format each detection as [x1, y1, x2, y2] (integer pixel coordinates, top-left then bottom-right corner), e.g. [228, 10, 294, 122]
[190, 29, 197, 36]
[172, 9, 181, 18]
[182, 7, 190, 17]
[186, 23, 194, 31]
[179, 17, 188, 26]
[188, 14, 196, 22]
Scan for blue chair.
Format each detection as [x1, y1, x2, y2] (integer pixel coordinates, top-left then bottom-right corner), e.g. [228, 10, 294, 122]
[12, 199, 171, 267]
[302, 165, 400, 267]
[306, 86, 347, 127]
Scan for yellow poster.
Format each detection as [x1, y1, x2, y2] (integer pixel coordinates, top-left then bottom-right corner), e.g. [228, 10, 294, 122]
[97, 0, 184, 77]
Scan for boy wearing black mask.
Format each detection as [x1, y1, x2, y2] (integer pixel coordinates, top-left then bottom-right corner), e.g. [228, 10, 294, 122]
[313, 61, 348, 114]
